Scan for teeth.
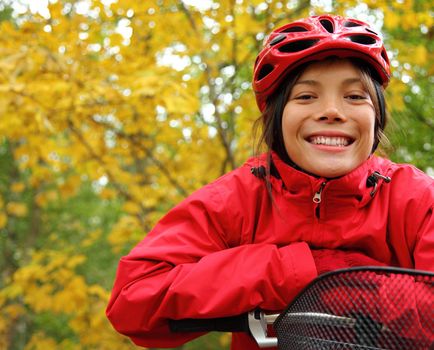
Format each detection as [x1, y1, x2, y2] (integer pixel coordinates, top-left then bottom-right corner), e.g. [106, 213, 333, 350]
[310, 136, 350, 147]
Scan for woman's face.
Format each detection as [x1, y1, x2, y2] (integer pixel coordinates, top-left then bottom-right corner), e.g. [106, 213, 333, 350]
[281, 59, 376, 178]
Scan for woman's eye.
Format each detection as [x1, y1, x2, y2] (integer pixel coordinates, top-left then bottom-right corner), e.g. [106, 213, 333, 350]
[346, 94, 367, 100]
[295, 94, 315, 100]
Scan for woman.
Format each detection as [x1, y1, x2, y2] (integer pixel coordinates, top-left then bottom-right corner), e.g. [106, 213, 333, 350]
[106, 15, 433, 349]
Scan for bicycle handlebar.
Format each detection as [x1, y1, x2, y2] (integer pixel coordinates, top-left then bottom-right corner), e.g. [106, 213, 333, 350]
[169, 313, 250, 333]
[170, 310, 279, 348]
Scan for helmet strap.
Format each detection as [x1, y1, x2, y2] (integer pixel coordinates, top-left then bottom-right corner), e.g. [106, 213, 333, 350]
[372, 80, 386, 152]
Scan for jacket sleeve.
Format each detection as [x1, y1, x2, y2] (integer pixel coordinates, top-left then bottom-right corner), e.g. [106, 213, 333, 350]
[105, 180, 317, 348]
[412, 184, 434, 271]
[381, 168, 433, 344]
[388, 166, 434, 271]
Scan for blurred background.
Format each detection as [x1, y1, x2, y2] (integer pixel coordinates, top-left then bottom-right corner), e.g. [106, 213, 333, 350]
[0, 0, 432, 349]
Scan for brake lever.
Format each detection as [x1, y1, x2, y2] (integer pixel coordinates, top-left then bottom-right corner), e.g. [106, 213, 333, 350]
[248, 310, 278, 348]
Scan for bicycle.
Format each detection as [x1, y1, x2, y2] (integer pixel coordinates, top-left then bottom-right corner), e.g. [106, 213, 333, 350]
[170, 267, 434, 349]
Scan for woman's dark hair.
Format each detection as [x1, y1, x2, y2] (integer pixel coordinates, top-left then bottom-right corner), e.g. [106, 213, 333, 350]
[253, 57, 389, 181]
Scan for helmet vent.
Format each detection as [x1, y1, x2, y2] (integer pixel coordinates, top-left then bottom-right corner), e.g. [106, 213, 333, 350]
[348, 35, 376, 45]
[278, 39, 319, 53]
[257, 64, 274, 81]
[381, 49, 389, 64]
[320, 19, 334, 33]
[269, 34, 286, 46]
[280, 26, 308, 33]
[344, 21, 361, 27]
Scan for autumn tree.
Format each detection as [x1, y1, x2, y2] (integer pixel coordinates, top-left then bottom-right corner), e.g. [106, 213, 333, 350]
[0, 1, 431, 349]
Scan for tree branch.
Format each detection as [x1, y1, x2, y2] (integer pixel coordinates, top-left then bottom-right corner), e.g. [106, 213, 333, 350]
[67, 118, 152, 230]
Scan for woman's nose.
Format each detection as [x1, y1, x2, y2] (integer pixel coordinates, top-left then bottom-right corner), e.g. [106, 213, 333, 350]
[315, 104, 347, 123]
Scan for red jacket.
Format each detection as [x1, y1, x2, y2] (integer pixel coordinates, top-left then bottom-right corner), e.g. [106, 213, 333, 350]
[106, 153, 434, 349]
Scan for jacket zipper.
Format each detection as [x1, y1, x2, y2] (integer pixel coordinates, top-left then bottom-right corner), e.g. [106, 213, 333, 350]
[313, 181, 327, 218]
[313, 182, 327, 203]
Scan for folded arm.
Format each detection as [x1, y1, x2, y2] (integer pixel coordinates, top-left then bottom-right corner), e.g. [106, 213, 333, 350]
[106, 185, 317, 348]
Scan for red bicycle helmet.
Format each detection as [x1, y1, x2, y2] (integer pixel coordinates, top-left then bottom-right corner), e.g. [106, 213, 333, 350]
[253, 15, 391, 112]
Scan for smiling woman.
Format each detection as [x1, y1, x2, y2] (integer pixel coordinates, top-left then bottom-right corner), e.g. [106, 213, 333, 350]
[281, 59, 377, 178]
[106, 14, 433, 350]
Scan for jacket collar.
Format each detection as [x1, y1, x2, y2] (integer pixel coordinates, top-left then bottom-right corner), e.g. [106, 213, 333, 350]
[251, 152, 393, 207]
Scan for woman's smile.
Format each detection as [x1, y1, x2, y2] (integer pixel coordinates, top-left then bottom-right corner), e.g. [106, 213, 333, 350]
[306, 132, 355, 148]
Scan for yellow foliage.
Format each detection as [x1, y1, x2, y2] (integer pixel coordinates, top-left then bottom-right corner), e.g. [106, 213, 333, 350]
[129, 74, 163, 97]
[1, 218, 126, 349]
[29, 167, 54, 187]
[387, 79, 407, 112]
[0, 212, 6, 229]
[163, 83, 200, 115]
[67, 255, 87, 269]
[109, 33, 124, 47]
[53, 276, 88, 313]
[99, 188, 117, 200]
[59, 175, 82, 199]
[1, 283, 23, 299]
[122, 200, 142, 214]
[88, 284, 110, 300]
[108, 215, 143, 252]
[35, 190, 58, 207]
[6, 202, 28, 217]
[24, 283, 55, 312]
[81, 229, 103, 248]
[24, 333, 59, 350]
[412, 46, 427, 66]
[4, 303, 25, 319]
[11, 182, 26, 193]
[384, 11, 400, 29]
[0, 318, 6, 339]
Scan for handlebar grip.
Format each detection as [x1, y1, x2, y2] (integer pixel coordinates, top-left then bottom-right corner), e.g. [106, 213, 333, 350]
[169, 313, 249, 333]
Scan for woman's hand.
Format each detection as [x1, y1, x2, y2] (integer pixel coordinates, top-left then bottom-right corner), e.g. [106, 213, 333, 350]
[311, 249, 386, 275]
